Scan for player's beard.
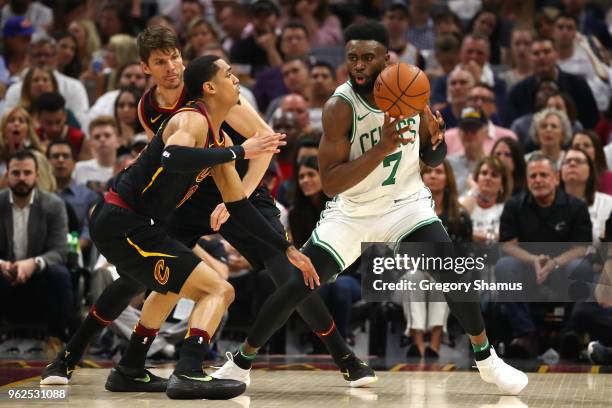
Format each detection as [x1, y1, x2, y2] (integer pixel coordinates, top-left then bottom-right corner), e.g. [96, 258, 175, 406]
[349, 67, 383, 96]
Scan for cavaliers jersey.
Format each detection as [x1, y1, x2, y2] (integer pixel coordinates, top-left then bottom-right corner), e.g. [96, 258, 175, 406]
[331, 81, 423, 216]
[140, 84, 188, 136]
[112, 99, 224, 221]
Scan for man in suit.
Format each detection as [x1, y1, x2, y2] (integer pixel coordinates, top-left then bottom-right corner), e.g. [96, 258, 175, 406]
[504, 36, 599, 128]
[0, 149, 71, 358]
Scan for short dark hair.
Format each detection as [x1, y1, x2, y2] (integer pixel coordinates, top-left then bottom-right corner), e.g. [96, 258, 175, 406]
[554, 12, 579, 27]
[184, 55, 222, 100]
[282, 22, 309, 39]
[344, 21, 389, 49]
[136, 26, 181, 63]
[8, 149, 38, 170]
[36, 92, 66, 113]
[312, 60, 336, 79]
[46, 140, 75, 159]
[532, 35, 555, 47]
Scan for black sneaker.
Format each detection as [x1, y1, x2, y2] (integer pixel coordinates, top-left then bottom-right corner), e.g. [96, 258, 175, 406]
[587, 341, 612, 365]
[338, 354, 378, 388]
[105, 367, 168, 392]
[166, 370, 247, 400]
[40, 356, 74, 385]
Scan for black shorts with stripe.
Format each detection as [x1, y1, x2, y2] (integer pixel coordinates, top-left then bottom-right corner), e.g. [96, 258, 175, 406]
[90, 202, 201, 295]
[167, 186, 284, 271]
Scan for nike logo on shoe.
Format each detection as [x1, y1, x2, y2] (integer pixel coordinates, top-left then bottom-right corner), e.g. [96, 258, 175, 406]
[67, 369, 74, 376]
[133, 374, 151, 383]
[180, 374, 213, 382]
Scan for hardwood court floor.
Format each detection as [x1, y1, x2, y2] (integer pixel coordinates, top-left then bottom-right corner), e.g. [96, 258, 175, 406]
[1, 368, 611, 407]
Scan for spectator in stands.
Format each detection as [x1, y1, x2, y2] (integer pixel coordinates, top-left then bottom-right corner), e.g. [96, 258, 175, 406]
[0, 149, 70, 358]
[68, 19, 102, 74]
[554, 13, 611, 113]
[289, 155, 327, 248]
[96, 0, 134, 44]
[468, 8, 505, 65]
[437, 65, 475, 129]
[96, 34, 138, 98]
[432, 9, 463, 40]
[402, 160, 470, 359]
[283, 0, 341, 47]
[495, 153, 592, 358]
[491, 137, 527, 196]
[545, 91, 583, 133]
[182, 17, 219, 63]
[218, 2, 251, 54]
[271, 110, 301, 187]
[19, 66, 57, 118]
[265, 58, 311, 120]
[254, 23, 312, 112]
[524, 108, 572, 169]
[505, 37, 599, 129]
[570, 131, 612, 195]
[277, 134, 320, 207]
[460, 156, 512, 243]
[35, 92, 86, 157]
[280, 94, 311, 134]
[510, 79, 560, 148]
[406, 0, 436, 51]
[4, 34, 90, 128]
[425, 34, 461, 82]
[499, 27, 534, 90]
[448, 107, 488, 194]
[113, 87, 144, 156]
[382, 1, 424, 69]
[596, 103, 612, 145]
[308, 61, 336, 130]
[0, 107, 55, 192]
[445, 83, 518, 155]
[86, 62, 147, 131]
[53, 31, 82, 80]
[73, 115, 118, 192]
[562, 0, 611, 48]
[47, 140, 99, 251]
[230, 0, 282, 78]
[178, 0, 205, 37]
[68, 18, 103, 100]
[1, 16, 33, 88]
[0, 0, 52, 34]
[560, 147, 612, 242]
[146, 15, 178, 37]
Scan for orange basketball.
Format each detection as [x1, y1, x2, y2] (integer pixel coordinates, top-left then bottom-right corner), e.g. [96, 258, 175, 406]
[373, 63, 430, 117]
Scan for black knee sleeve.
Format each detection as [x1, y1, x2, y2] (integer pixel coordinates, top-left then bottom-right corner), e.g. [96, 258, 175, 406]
[94, 276, 146, 321]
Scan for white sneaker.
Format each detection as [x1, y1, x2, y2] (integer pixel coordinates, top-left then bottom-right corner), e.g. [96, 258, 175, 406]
[211, 352, 251, 386]
[475, 347, 528, 395]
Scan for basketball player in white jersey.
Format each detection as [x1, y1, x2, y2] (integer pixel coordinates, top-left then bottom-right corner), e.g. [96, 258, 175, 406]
[212, 21, 528, 395]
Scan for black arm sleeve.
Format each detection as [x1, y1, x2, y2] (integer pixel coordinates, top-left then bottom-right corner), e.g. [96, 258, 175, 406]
[161, 145, 245, 173]
[419, 140, 447, 167]
[225, 198, 291, 253]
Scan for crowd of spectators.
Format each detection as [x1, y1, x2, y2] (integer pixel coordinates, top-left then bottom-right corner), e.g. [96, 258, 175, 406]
[0, 0, 611, 364]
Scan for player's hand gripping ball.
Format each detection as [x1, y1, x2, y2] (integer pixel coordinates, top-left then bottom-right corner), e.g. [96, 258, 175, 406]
[374, 63, 430, 118]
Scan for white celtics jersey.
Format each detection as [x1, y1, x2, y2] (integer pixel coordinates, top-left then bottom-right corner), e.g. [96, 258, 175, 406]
[331, 81, 424, 215]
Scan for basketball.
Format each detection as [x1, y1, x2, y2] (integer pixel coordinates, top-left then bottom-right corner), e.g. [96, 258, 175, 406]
[374, 63, 430, 118]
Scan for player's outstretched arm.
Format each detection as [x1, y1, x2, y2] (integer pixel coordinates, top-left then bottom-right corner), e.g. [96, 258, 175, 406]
[160, 111, 282, 173]
[212, 163, 319, 288]
[225, 95, 276, 197]
[319, 97, 407, 197]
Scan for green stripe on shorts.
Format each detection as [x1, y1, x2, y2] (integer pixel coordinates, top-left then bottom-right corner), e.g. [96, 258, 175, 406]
[311, 229, 345, 271]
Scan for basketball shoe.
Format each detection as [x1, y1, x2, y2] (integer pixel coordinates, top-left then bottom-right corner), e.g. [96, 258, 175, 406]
[338, 353, 378, 387]
[105, 366, 168, 392]
[475, 347, 528, 395]
[40, 355, 74, 385]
